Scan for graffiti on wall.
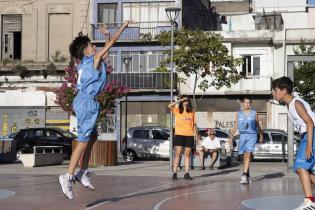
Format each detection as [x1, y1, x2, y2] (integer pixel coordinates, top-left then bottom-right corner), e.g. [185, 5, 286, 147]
[213, 112, 236, 134]
[0, 109, 45, 138]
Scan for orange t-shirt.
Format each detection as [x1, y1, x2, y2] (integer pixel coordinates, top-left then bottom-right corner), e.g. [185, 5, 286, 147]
[172, 107, 195, 136]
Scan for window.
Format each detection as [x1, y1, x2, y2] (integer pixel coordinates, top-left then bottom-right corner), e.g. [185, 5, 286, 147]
[98, 3, 117, 24]
[46, 130, 62, 138]
[152, 130, 169, 140]
[133, 130, 150, 139]
[271, 133, 285, 143]
[216, 130, 229, 138]
[241, 55, 261, 76]
[23, 130, 44, 138]
[107, 52, 117, 72]
[262, 133, 271, 143]
[121, 51, 168, 72]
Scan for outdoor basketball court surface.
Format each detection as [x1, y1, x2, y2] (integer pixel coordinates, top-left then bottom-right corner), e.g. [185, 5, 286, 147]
[0, 161, 307, 210]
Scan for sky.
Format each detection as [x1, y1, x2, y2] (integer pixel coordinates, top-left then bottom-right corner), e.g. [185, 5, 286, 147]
[309, 0, 315, 5]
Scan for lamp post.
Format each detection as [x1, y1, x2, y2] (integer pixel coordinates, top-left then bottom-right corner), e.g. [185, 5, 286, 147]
[122, 56, 132, 156]
[165, 7, 181, 172]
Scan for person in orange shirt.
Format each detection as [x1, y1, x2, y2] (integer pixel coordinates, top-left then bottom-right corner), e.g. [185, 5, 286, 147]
[168, 95, 198, 180]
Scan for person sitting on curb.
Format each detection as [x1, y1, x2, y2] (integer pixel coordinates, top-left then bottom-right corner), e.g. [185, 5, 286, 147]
[200, 128, 221, 170]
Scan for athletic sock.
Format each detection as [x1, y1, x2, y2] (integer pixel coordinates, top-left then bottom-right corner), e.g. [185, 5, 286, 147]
[306, 196, 315, 202]
[66, 173, 74, 181]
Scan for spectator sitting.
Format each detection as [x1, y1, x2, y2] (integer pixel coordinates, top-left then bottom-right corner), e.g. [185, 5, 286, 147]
[200, 128, 221, 170]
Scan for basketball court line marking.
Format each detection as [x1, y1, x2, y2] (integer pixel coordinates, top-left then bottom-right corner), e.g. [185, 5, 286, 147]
[85, 183, 169, 210]
[0, 190, 15, 200]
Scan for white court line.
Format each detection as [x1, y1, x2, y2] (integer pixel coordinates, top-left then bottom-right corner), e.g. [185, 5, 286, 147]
[152, 184, 303, 210]
[85, 183, 169, 210]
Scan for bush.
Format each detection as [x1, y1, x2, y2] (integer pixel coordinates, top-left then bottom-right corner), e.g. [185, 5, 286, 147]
[12, 64, 29, 79]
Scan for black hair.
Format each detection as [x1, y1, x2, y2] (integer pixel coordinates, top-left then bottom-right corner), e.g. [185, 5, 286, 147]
[69, 34, 90, 60]
[241, 97, 252, 103]
[179, 95, 193, 114]
[272, 76, 293, 94]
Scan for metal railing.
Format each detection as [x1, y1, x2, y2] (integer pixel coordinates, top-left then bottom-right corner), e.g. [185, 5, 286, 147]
[107, 72, 176, 90]
[92, 21, 172, 41]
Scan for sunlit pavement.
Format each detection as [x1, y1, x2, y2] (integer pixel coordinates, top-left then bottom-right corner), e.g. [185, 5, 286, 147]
[0, 161, 305, 210]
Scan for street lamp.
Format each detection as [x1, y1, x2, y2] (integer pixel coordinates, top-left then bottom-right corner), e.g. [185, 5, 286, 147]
[165, 7, 181, 172]
[122, 55, 132, 155]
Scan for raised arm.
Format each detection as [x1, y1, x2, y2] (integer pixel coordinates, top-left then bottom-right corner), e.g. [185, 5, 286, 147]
[168, 97, 186, 110]
[94, 20, 131, 69]
[97, 24, 110, 61]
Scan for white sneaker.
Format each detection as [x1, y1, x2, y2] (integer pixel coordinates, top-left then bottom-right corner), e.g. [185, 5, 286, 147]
[294, 199, 315, 210]
[59, 174, 75, 200]
[240, 175, 249, 184]
[75, 170, 95, 191]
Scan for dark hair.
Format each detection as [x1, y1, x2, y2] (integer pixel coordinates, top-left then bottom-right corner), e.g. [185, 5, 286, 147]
[241, 97, 252, 103]
[179, 95, 193, 114]
[69, 34, 90, 60]
[272, 76, 293, 94]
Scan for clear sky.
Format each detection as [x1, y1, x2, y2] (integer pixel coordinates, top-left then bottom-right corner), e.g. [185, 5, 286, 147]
[309, 0, 315, 5]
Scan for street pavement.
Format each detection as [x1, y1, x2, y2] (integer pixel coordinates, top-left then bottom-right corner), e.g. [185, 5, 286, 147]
[0, 160, 306, 210]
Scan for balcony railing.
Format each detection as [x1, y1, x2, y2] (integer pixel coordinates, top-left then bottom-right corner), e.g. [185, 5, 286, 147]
[107, 72, 176, 90]
[92, 21, 172, 41]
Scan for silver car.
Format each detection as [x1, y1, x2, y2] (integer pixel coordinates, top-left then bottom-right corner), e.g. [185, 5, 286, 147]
[232, 129, 299, 160]
[122, 126, 170, 162]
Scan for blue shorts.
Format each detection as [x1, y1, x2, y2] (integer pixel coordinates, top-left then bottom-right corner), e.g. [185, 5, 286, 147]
[238, 133, 257, 155]
[73, 94, 100, 142]
[293, 131, 315, 172]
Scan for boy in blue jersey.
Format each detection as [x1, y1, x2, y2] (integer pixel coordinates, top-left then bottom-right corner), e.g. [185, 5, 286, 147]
[59, 21, 132, 200]
[229, 97, 263, 184]
[272, 77, 315, 210]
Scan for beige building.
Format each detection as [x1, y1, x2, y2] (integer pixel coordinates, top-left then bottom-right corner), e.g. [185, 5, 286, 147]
[0, 0, 91, 62]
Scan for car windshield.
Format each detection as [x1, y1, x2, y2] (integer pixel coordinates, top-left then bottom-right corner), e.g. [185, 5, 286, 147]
[57, 129, 77, 138]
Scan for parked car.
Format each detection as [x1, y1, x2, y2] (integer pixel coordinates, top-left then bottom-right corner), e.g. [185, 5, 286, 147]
[13, 127, 76, 160]
[0, 133, 17, 141]
[122, 126, 170, 162]
[232, 129, 299, 160]
[198, 128, 236, 152]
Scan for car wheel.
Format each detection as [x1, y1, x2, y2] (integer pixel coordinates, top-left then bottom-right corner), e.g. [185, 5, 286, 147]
[16, 150, 22, 161]
[124, 150, 136, 162]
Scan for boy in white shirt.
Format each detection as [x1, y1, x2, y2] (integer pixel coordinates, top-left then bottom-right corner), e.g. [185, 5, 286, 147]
[272, 76, 315, 210]
[200, 128, 221, 170]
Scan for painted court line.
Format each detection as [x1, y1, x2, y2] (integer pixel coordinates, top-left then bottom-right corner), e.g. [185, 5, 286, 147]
[85, 183, 169, 210]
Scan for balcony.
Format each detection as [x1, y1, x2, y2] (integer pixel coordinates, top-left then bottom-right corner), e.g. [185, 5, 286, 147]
[180, 76, 272, 95]
[91, 22, 172, 42]
[107, 72, 176, 91]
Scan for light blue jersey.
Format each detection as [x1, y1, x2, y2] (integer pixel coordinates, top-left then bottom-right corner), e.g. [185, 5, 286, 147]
[237, 109, 258, 154]
[73, 55, 107, 142]
[237, 109, 257, 134]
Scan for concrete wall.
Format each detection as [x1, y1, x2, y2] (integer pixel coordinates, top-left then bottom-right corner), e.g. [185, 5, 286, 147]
[253, 0, 307, 13]
[0, 0, 90, 62]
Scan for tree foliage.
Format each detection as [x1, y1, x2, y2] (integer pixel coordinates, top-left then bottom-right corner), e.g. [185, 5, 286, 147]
[157, 28, 242, 109]
[294, 40, 315, 109]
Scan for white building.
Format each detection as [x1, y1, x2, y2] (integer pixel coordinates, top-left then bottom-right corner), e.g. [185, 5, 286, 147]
[180, 0, 315, 132]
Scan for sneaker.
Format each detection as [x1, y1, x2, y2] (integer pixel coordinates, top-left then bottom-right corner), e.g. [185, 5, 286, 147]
[199, 166, 205, 170]
[184, 173, 193, 180]
[172, 173, 177, 180]
[294, 198, 315, 210]
[240, 175, 249, 184]
[59, 174, 75, 200]
[209, 166, 214, 170]
[75, 170, 95, 191]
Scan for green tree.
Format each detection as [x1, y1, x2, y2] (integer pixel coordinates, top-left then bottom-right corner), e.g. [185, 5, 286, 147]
[294, 40, 315, 109]
[157, 28, 242, 109]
